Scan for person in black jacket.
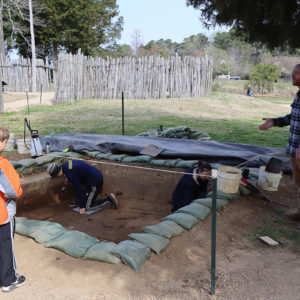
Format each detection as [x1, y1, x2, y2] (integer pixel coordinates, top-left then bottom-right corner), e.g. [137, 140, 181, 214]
[172, 161, 212, 212]
[47, 160, 118, 215]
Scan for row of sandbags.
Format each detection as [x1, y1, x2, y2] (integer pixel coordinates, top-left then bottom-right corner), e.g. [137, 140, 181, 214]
[9, 151, 200, 173]
[138, 125, 211, 140]
[15, 189, 242, 271]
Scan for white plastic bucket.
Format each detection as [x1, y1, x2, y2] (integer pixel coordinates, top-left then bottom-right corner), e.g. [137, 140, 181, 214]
[257, 166, 282, 191]
[217, 166, 242, 194]
[5, 139, 15, 151]
[16, 138, 31, 154]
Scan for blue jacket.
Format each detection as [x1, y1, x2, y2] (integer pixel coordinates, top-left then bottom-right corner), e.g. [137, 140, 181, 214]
[62, 160, 103, 208]
[172, 168, 208, 211]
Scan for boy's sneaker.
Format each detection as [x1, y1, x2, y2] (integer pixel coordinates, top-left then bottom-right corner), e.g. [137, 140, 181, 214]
[108, 193, 118, 209]
[2, 275, 26, 292]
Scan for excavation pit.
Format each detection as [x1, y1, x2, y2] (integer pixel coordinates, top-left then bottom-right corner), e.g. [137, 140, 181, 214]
[18, 163, 182, 243]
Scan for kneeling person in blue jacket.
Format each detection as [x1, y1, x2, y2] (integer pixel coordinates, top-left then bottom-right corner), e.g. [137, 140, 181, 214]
[172, 161, 212, 212]
[47, 160, 118, 215]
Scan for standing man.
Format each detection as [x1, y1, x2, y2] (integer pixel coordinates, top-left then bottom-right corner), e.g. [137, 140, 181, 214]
[47, 160, 118, 214]
[259, 64, 300, 220]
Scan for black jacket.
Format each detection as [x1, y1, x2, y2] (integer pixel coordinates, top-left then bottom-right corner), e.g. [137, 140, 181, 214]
[172, 168, 208, 212]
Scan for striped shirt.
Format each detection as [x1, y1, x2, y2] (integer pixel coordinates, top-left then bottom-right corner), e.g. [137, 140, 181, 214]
[273, 90, 300, 156]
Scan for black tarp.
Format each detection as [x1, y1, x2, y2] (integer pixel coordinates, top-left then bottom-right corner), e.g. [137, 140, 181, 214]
[41, 133, 291, 173]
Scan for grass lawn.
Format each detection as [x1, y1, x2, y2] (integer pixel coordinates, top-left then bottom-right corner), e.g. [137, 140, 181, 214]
[0, 91, 292, 148]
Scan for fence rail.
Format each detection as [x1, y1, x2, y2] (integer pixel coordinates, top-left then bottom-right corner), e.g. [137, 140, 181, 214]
[54, 53, 213, 103]
[0, 55, 53, 92]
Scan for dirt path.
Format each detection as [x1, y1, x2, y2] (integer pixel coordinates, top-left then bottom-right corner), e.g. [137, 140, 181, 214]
[4, 92, 54, 112]
[5, 194, 300, 300]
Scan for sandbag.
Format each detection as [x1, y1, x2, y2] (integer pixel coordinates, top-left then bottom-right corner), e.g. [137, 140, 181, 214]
[164, 160, 180, 168]
[177, 202, 211, 220]
[15, 217, 45, 236]
[82, 241, 121, 264]
[95, 153, 112, 159]
[82, 151, 101, 158]
[29, 221, 68, 244]
[136, 155, 153, 163]
[129, 233, 169, 254]
[194, 197, 229, 209]
[17, 158, 38, 168]
[35, 155, 56, 166]
[108, 154, 127, 161]
[45, 230, 99, 258]
[239, 185, 251, 196]
[163, 213, 198, 230]
[111, 240, 151, 271]
[122, 156, 139, 163]
[10, 161, 23, 169]
[207, 190, 240, 200]
[149, 159, 166, 167]
[143, 220, 184, 239]
[175, 160, 198, 169]
[64, 152, 83, 158]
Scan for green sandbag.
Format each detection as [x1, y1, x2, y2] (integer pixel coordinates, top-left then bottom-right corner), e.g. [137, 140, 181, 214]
[108, 154, 127, 161]
[83, 151, 101, 158]
[122, 156, 139, 163]
[45, 230, 99, 258]
[175, 160, 198, 169]
[64, 152, 83, 158]
[29, 221, 68, 244]
[10, 161, 23, 169]
[207, 190, 240, 200]
[82, 241, 121, 264]
[111, 240, 151, 272]
[177, 202, 211, 220]
[15, 217, 45, 236]
[164, 160, 180, 168]
[149, 159, 166, 167]
[163, 213, 198, 230]
[128, 233, 169, 254]
[194, 197, 229, 209]
[239, 185, 251, 196]
[17, 158, 38, 168]
[49, 151, 70, 157]
[137, 155, 153, 163]
[143, 220, 184, 238]
[35, 155, 55, 166]
[95, 153, 111, 159]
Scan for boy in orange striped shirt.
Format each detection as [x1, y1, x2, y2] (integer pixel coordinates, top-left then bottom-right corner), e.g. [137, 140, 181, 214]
[0, 126, 25, 292]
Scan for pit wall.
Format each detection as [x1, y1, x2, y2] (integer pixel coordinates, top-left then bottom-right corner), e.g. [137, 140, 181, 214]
[19, 163, 182, 210]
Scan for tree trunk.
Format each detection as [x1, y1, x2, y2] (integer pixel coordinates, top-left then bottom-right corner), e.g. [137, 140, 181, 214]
[52, 42, 58, 87]
[29, 0, 37, 92]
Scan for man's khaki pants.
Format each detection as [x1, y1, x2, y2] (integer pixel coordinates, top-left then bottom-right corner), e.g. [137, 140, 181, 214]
[290, 157, 300, 211]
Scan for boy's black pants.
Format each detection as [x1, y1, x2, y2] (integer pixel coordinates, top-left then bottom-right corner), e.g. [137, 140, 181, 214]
[0, 218, 17, 287]
[85, 184, 110, 210]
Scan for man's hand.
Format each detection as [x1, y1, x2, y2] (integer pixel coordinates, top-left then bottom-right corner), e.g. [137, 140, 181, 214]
[259, 118, 274, 131]
[296, 148, 300, 161]
[80, 208, 86, 215]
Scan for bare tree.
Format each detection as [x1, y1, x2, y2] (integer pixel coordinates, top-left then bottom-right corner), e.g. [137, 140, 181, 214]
[131, 29, 143, 56]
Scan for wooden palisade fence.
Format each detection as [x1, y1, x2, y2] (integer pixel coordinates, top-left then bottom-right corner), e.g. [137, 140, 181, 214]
[54, 53, 213, 103]
[0, 55, 53, 92]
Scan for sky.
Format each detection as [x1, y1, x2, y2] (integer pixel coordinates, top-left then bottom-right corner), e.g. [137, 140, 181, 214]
[117, 0, 226, 46]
